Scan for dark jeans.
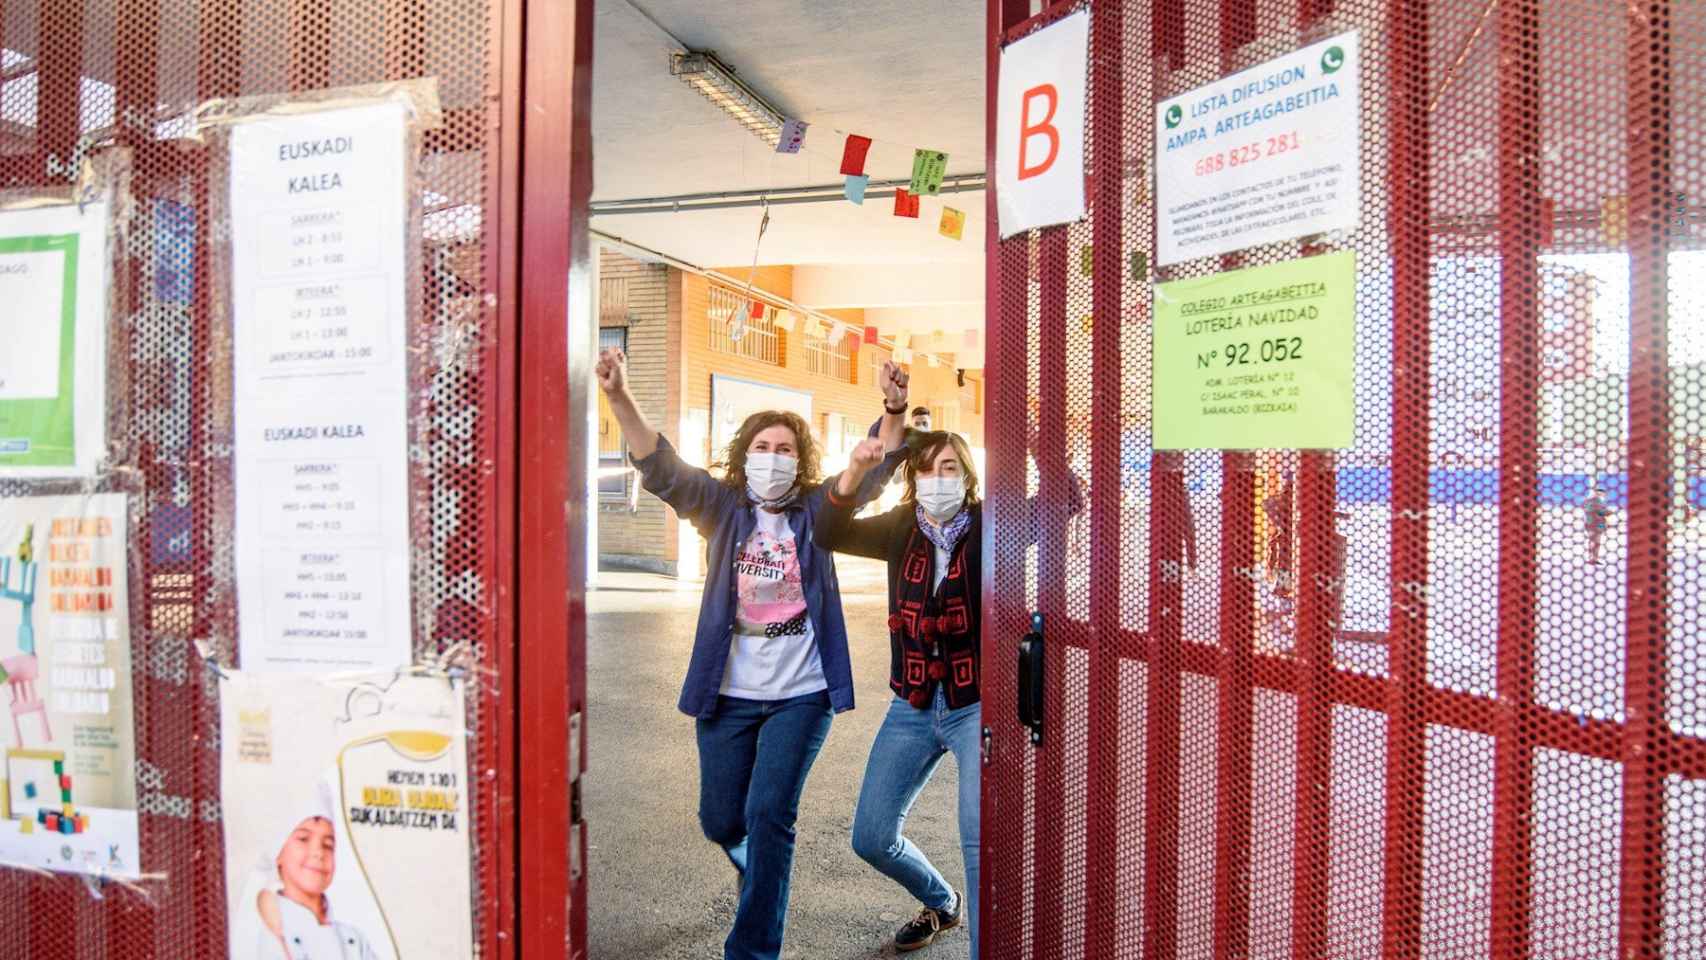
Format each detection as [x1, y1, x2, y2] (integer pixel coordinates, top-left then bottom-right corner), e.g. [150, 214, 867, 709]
[696, 690, 834, 960]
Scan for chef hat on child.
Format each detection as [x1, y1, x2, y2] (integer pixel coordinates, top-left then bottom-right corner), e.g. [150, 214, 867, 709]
[260, 777, 340, 883]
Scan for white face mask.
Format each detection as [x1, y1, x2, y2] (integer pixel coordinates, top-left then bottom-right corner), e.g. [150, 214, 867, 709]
[916, 475, 966, 522]
[744, 452, 799, 504]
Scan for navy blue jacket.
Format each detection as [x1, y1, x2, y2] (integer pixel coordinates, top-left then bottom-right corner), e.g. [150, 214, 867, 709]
[632, 436, 902, 718]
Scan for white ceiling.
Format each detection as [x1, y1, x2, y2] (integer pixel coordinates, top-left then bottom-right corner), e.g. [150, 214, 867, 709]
[590, 0, 989, 292]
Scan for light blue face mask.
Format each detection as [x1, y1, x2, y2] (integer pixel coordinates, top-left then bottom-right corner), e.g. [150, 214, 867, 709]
[745, 452, 799, 505]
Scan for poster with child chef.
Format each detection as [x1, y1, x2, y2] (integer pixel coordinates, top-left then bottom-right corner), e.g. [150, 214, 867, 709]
[221, 671, 473, 960]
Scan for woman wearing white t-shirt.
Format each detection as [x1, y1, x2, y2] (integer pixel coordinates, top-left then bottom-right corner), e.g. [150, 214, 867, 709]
[596, 347, 910, 960]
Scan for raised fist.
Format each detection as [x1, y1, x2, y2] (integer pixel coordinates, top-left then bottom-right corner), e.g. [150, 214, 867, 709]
[595, 347, 627, 394]
[881, 360, 910, 408]
[849, 437, 887, 473]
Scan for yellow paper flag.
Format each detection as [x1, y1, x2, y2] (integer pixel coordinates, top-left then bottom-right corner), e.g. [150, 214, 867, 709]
[939, 207, 966, 241]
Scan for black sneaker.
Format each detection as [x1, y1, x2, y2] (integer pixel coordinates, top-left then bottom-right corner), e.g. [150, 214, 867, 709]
[894, 890, 962, 953]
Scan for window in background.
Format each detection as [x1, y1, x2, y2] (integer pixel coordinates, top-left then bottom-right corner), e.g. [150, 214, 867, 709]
[708, 285, 784, 365]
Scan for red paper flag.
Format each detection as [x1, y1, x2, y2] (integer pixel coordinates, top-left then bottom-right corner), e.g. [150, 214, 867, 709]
[893, 188, 920, 219]
[840, 134, 872, 176]
[862, 325, 878, 345]
[749, 300, 766, 320]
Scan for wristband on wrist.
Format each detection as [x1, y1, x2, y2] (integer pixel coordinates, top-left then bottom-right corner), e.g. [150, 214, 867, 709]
[884, 400, 908, 415]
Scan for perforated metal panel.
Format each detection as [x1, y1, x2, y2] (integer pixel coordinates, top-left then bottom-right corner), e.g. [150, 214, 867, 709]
[0, 0, 506, 956]
[983, 0, 1704, 957]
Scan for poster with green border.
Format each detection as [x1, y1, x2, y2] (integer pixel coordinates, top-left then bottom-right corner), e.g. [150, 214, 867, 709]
[1152, 251, 1356, 450]
[0, 232, 81, 471]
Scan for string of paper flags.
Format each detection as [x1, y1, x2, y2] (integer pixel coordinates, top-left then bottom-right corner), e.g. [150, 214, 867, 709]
[729, 292, 982, 371]
[726, 123, 979, 367]
[802, 126, 969, 241]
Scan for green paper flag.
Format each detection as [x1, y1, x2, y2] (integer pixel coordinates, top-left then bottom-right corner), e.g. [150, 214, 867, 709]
[909, 149, 948, 196]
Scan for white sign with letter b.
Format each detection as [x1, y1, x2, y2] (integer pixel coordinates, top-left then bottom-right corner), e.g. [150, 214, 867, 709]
[996, 9, 1089, 239]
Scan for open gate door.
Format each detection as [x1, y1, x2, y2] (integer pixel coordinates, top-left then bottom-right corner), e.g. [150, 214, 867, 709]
[982, 0, 1704, 958]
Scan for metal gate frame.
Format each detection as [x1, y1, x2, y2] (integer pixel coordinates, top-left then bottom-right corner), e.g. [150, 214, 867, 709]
[0, 0, 592, 956]
[981, 1, 1700, 958]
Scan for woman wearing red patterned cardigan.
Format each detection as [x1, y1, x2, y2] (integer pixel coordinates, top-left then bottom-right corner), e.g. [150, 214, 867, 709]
[815, 431, 984, 956]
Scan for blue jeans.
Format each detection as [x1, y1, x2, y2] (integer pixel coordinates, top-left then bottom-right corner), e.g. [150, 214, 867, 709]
[851, 689, 982, 958]
[696, 691, 834, 960]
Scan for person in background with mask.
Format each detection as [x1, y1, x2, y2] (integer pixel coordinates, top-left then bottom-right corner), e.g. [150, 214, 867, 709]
[813, 430, 984, 956]
[909, 406, 932, 433]
[595, 347, 911, 960]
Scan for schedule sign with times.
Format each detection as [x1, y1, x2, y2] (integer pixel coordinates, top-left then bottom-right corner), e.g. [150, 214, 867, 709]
[229, 101, 414, 672]
[1154, 31, 1361, 266]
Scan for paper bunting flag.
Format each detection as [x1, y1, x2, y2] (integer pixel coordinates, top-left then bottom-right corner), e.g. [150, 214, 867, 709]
[776, 119, 809, 154]
[893, 346, 913, 363]
[775, 310, 798, 332]
[893, 188, 920, 219]
[862, 325, 878, 345]
[963, 329, 980, 351]
[930, 329, 947, 348]
[840, 134, 872, 175]
[909, 149, 948, 195]
[845, 174, 870, 205]
[730, 306, 747, 343]
[830, 321, 849, 344]
[939, 207, 966, 241]
[749, 300, 767, 320]
[926, 354, 941, 368]
[893, 331, 911, 348]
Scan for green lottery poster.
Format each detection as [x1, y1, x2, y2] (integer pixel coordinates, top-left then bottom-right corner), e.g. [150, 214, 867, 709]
[0, 201, 109, 477]
[1152, 251, 1357, 450]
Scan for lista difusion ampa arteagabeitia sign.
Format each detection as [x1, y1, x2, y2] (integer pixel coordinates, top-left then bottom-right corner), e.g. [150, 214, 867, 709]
[1154, 31, 1362, 265]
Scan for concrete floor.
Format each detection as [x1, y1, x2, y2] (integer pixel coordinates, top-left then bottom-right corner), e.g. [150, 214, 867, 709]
[586, 559, 972, 960]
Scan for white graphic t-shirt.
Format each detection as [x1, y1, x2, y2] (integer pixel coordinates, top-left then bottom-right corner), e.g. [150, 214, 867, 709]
[722, 508, 828, 699]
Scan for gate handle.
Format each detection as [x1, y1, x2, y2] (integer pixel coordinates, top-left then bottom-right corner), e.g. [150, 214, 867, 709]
[1017, 611, 1044, 745]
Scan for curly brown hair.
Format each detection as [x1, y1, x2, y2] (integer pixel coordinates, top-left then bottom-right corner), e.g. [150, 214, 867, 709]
[902, 431, 981, 506]
[713, 410, 823, 496]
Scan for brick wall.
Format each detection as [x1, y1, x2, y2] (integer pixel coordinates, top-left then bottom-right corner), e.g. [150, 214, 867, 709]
[597, 249, 679, 574]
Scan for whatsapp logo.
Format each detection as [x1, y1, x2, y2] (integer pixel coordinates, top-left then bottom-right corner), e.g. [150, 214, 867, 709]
[1321, 45, 1345, 74]
[1164, 104, 1182, 129]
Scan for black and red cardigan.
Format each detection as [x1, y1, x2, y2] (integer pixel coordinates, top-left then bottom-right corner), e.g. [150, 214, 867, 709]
[815, 492, 983, 710]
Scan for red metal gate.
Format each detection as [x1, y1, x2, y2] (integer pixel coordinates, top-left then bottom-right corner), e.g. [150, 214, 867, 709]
[982, 1, 1704, 957]
[0, 0, 590, 957]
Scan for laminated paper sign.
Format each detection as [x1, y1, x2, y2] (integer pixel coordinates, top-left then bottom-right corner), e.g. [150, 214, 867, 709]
[221, 672, 474, 960]
[0, 493, 139, 879]
[0, 202, 111, 478]
[1154, 31, 1361, 265]
[1152, 252, 1356, 450]
[228, 102, 415, 672]
[995, 9, 1089, 238]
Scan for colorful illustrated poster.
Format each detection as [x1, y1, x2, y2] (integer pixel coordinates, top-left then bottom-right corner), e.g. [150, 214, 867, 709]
[221, 672, 473, 960]
[228, 102, 414, 672]
[0, 202, 110, 477]
[0, 493, 138, 878]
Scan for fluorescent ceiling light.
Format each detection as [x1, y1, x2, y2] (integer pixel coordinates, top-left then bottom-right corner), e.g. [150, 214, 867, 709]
[670, 51, 785, 147]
